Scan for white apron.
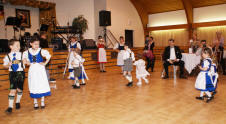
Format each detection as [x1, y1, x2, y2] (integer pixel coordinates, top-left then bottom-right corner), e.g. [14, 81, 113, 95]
[98, 48, 107, 63]
[117, 50, 124, 66]
[28, 63, 51, 98]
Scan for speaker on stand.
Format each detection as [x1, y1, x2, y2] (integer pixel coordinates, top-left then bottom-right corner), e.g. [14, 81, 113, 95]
[99, 10, 111, 47]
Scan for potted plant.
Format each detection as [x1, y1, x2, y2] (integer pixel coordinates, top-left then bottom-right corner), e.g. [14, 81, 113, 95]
[72, 15, 88, 40]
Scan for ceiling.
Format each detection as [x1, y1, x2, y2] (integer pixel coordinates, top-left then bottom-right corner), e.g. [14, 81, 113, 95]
[134, 0, 226, 14]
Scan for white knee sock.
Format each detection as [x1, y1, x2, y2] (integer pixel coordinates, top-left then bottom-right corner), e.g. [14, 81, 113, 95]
[125, 75, 133, 82]
[8, 95, 15, 108]
[16, 92, 23, 103]
[205, 91, 212, 97]
[82, 79, 85, 84]
[34, 98, 38, 107]
[142, 77, 149, 83]
[138, 78, 142, 83]
[70, 72, 74, 78]
[41, 97, 45, 106]
[200, 91, 204, 97]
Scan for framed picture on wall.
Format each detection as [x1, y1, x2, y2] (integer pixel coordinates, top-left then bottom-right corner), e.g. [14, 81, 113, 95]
[16, 9, 31, 28]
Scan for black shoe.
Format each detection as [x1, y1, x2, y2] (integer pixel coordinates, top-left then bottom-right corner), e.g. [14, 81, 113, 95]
[206, 96, 214, 103]
[73, 85, 80, 89]
[100, 70, 103, 72]
[41, 106, 45, 109]
[212, 91, 217, 96]
[80, 83, 86, 86]
[196, 97, 204, 100]
[179, 75, 187, 79]
[5, 107, 12, 114]
[15, 103, 20, 109]
[50, 78, 56, 83]
[162, 75, 169, 79]
[103, 70, 106, 72]
[126, 82, 133, 87]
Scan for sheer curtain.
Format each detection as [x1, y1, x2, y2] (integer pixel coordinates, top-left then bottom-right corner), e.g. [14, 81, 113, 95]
[196, 26, 226, 46]
[150, 29, 189, 46]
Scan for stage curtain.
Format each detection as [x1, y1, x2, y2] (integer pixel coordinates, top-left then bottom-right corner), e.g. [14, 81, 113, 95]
[196, 26, 226, 46]
[149, 29, 189, 47]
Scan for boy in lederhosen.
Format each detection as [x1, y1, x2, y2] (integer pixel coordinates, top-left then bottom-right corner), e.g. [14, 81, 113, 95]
[123, 45, 135, 87]
[3, 39, 25, 114]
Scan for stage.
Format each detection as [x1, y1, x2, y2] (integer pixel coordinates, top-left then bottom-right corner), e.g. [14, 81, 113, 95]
[0, 66, 226, 124]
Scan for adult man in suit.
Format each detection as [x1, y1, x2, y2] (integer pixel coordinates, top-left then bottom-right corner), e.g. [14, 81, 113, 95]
[162, 39, 187, 79]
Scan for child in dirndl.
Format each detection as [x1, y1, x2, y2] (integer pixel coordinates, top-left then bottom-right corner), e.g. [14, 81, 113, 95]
[209, 63, 218, 96]
[97, 36, 107, 72]
[134, 54, 150, 86]
[70, 48, 85, 89]
[4, 40, 25, 114]
[114, 36, 125, 73]
[23, 37, 51, 109]
[195, 47, 215, 103]
[68, 36, 81, 80]
[123, 45, 135, 87]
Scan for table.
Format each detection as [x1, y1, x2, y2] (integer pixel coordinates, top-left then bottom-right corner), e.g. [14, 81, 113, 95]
[182, 53, 201, 74]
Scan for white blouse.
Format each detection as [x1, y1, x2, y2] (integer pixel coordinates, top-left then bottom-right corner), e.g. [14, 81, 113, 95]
[23, 48, 51, 62]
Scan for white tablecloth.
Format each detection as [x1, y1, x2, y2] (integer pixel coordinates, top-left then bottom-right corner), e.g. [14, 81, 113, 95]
[182, 53, 201, 74]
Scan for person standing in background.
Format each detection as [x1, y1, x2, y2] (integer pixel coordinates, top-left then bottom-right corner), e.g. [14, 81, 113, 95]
[189, 32, 200, 53]
[39, 32, 49, 48]
[144, 37, 155, 72]
[212, 32, 225, 75]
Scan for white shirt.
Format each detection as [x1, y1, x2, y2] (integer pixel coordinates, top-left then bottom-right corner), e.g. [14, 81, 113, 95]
[23, 48, 51, 63]
[123, 49, 135, 61]
[3, 52, 25, 71]
[170, 47, 176, 60]
[70, 54, 85, 68]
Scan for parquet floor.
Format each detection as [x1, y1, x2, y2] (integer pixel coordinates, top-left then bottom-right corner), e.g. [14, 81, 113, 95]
[0, 65, 226, 124]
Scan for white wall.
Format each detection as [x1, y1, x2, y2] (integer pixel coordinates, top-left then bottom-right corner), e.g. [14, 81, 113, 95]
[46, 0, 96, 40]
[148, 10, 187, 27]
[106, 0, 145, 47]
[0, 4, 39, 39]
[194, 4, 226, 23]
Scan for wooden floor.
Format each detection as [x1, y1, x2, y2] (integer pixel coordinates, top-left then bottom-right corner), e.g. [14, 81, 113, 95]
[0, 65, 226, 124]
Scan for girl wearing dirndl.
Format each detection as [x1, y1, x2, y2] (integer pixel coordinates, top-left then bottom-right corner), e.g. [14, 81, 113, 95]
[97, 36, 107, 72]
[195, 47, 215, 103]
[68, 36, 81, 80]
[23, 38, 51, 109]
[123, 45, 135, 87]
[114, 36, 125, 73]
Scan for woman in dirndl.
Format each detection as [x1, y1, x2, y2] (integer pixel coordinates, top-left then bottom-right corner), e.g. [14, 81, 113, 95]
[23, 37, 51, 109]
[97, 36, 107, 72]
[114, 36, 125, 73]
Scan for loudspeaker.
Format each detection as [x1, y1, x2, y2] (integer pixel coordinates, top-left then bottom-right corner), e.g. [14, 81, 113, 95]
[0, 39, 10, 52]
[99, 10, 111, 26]
[40, 24, 49, 31]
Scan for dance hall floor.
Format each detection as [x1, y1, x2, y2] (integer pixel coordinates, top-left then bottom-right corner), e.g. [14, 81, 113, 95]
[0, 66, 226, 124]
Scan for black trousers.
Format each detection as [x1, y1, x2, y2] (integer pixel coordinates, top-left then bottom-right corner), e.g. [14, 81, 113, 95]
[163, 60, 185, 76]
[146, 57, 155, 71]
